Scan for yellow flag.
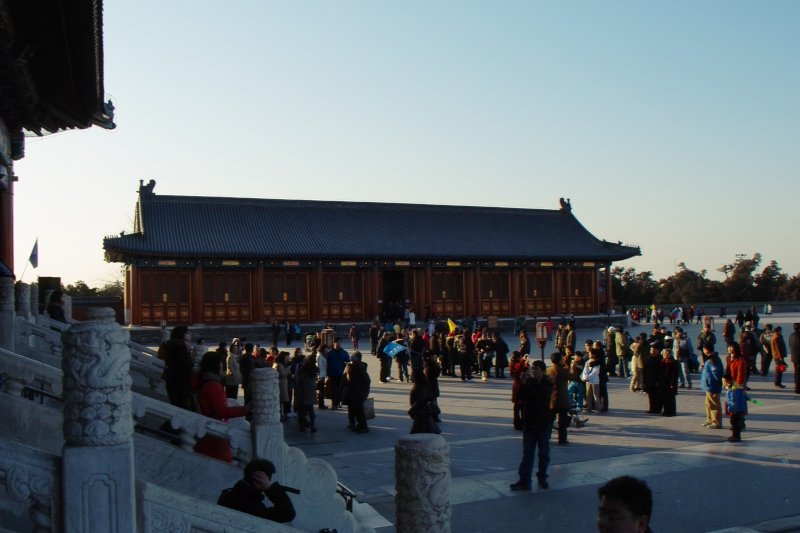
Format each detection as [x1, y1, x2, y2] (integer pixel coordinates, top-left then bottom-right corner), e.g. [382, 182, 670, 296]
[447, 318, 457, 334]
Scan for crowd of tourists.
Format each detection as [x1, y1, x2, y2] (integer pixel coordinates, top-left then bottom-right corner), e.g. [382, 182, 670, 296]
[155, 313, 799, 510]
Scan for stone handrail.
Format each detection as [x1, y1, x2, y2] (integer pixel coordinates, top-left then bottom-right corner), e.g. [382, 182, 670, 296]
[128, 344, 167, 400]
[0, 346, 63, 399]
[15, 316, 167, 400]
[15, 316, 62, 357]
[36, 313, 72, 331]
[1, 344, 247, 464]
[0, 438, 60, 532]
[132, 392, 253, 465]
[130, 340, 159, 358]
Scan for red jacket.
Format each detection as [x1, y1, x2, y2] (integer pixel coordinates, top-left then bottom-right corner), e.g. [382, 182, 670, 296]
[728, 356, 747, 386]
[194, 377, 247, 463]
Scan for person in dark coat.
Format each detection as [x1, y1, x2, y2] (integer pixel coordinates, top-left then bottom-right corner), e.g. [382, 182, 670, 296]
[789, 323, 800, 394]
[510, 360, 554, 491]
[218, 459, 296, 524]
[239, 343, 255, 405]
[492, 331, 510, 378]
[547, 352, 571, 445]
[294, 354, 318, 432]
[643, 344, 663, 415]
[46, 290, 67, 323]
[194, 352, 248, 463]
[161, 325, 195, 411]
[659, 349, 680, 416]
[423, 352, 442, 422]
[409, 368, 440, 434]
[342, 352, 370, 433]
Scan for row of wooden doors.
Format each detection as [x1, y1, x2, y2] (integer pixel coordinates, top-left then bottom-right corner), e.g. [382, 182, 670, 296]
[136, 268, 598, 325]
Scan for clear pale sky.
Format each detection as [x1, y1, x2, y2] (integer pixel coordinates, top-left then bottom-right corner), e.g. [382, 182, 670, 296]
[12, 1, 800, 286]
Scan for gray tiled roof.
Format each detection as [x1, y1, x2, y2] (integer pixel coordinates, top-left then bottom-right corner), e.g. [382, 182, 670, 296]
[104, 193, 640, 262]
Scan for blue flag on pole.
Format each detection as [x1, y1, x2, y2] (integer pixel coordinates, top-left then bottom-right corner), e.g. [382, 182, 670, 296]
[383, 341, 406, 358]
[28, 239, 38, 269]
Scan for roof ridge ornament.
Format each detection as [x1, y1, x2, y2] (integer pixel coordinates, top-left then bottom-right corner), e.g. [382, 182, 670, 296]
[139, 179, 156, 198]
[559, 197, 572, 213]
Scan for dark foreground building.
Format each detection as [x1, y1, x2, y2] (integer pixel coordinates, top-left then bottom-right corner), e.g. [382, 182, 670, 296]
[104, 181, 640, 326]
[0, 0, 115, 278]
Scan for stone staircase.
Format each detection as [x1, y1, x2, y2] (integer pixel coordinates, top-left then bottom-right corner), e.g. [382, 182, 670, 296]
[0, 301, 374, 532]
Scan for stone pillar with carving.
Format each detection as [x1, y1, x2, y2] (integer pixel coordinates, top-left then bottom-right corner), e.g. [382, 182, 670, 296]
[0, 274, 14, 351]
[395, 434, 451, 533]
[62, 293, 72, 321]
[61, 307, 136, 533]
[250, 367, 286, 480]
[15, 281, 31, 321]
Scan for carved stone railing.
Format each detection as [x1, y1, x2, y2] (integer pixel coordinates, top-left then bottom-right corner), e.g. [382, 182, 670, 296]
[0, 346, 63, 401]
[137, 480, 305, 533]
[36, 313, 73, 331]
[14, 315, 167, 400]
[132, 393, 253, 465]
[0, 438, 61, 533]
[3, 320, 375, 533]
[127, 344, 167, 400]
[15, 316, 63, 359]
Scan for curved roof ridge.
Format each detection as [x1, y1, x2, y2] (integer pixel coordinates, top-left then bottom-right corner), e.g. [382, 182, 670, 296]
[148, 193, 561, 215]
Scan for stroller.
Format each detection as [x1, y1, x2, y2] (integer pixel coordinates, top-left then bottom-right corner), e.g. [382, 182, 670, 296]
[568, 398, 589, 428]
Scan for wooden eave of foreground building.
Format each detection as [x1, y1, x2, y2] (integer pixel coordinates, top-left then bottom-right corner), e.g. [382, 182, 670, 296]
[0, 0, 114, 143]
[0, 0, 114, 278]
[104, 181, 640, 325]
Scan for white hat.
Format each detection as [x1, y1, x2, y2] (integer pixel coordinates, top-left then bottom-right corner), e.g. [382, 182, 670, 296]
[608, 326, 617, 333]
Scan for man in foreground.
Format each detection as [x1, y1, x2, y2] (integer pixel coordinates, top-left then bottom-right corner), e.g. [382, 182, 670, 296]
[510, 360, 553, 491]
[218, 459, 296, 524]
[597, 475, 653, 533]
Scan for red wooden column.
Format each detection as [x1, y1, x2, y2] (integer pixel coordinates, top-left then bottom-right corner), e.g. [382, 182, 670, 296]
[605, 262, 613, 312]
[521, 267, 529, 317]
[474, 266, 482, 317]
[316, 264, 324, 322]
[424, 265, 432, 319]
[130, 264, 141, 326]
[0, 175, 12, 274]
[565, 267, 572, 314]
[510, 270, 518, 317]
[191, 263, 204, 325]
[593, 267, 600, 314]
[372, 263, 383, 318]
[254, 263, 265, 323]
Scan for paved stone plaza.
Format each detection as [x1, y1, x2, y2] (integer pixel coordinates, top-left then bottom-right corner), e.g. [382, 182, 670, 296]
[276, 314, 800, 532]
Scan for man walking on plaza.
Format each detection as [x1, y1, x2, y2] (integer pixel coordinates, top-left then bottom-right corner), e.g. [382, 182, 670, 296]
[771, 326, 787, 389]
[789, 323, 800, 394]
[510, 360, 554, 491]
[700, 344, 723, 429]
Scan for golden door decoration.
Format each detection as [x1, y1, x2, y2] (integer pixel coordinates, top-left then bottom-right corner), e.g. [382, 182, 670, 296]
[431, 271, 464, 316]
[263, 271, 309, 320]
[479, 270, 511, 315]
[139, 270, 191, 325]
[321, 271, 364, 320]
[525, 270, 554, 316]
[202, 271, 252, 323]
